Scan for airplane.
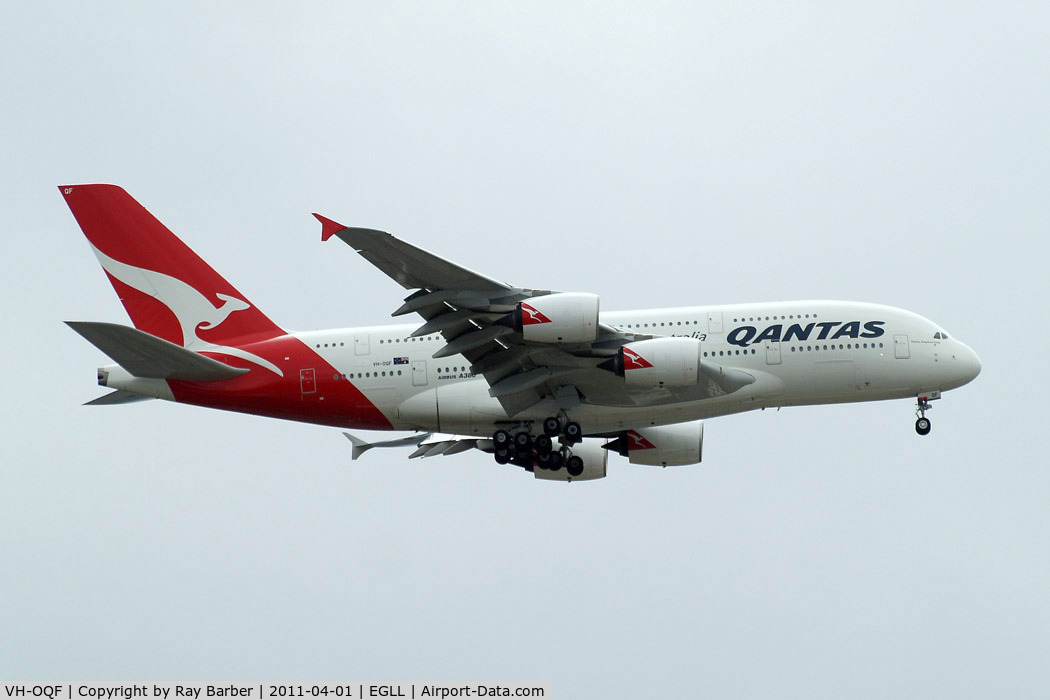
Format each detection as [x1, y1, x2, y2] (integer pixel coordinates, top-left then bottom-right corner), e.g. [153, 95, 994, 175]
[61, 184, 982, 482]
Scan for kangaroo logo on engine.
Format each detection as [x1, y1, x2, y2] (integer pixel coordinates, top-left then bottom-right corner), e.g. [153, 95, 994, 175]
[626, 430, 656, 450]
[519, 302, 552, 326]
[727, 320, 886, 347]
[623, 347, 654, 370]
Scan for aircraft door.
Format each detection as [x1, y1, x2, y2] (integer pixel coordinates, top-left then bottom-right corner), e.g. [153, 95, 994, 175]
[707, 311, 723, 334]
[354, 333, 370, 355]
[412, 360, 428, 386]
[765, 340, 782, 365]
[300, 368, 316, 394]
[894, 334, 910, 359]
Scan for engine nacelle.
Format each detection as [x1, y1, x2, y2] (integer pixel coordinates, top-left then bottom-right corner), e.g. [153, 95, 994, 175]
[605, 337, 703, 387]
[605, 421, 704, 466]
[510, 292, 600, 343]
[533, 438, 608, 481]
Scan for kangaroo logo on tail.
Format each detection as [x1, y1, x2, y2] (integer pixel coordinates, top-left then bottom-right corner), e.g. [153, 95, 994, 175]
[90, 244, 283, 376]
[199, 293, 250, 330]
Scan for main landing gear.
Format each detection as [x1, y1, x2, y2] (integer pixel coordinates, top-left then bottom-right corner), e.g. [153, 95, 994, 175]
[915, 396, 933, 436]
[492, 415, 585, 477]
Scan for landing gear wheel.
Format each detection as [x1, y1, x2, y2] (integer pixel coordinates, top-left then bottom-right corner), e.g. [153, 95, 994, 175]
[563, 421, 582, 444]
[542, 417, 561, 437]
[535, 435, 553, 455]
[494, 449, 511, 465]
[542, 451, 560, 471]
[514, 431, 532, 449]
[510, 453, 532, 468]
[915, 417, 931, 436]
[566, 455, 584, 477]
[493, 430, 512, 449]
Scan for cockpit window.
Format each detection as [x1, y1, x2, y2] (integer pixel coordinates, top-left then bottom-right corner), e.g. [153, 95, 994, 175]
[933, 332, 950, 340]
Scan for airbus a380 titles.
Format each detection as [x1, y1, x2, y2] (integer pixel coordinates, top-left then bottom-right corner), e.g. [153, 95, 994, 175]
[62, 185, 981, 482]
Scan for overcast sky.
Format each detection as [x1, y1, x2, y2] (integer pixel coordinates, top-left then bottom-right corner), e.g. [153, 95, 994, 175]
[2, 2, 1048, 697]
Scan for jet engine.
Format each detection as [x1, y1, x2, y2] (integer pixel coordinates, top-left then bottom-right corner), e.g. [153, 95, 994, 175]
[533, 438, 608, 481]
[506, 292, 600, 343]
[601, 337, 703, 387]
[604, 421, 704, 466]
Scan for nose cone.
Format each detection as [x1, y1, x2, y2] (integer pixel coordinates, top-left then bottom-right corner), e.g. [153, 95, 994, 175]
[957, 343, 982, 387]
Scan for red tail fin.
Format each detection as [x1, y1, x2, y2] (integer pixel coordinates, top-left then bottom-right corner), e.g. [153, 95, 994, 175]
[61, 185, 284, 347]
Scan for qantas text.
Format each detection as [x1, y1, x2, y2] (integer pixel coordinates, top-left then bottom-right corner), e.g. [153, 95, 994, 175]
[727, 321, 886, 347]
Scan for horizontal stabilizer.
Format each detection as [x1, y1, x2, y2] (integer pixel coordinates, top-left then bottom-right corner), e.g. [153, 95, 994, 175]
[85, 390, 155, 406]
[66, 321, 250, 381]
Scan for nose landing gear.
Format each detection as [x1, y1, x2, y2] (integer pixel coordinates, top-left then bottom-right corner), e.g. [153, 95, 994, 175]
[915, 396, 934, 436]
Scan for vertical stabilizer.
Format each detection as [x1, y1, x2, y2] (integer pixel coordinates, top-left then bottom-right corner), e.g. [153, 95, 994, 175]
[60, 185, 284, 347]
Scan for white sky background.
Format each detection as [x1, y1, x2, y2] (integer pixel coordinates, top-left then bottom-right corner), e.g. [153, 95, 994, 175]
[2, 1, 1048, 695]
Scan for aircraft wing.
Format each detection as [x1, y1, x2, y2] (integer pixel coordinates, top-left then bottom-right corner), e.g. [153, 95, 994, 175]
[318, 217, 754, 417]
[317, 220, 511, 293]
[344, 431, 490, 460]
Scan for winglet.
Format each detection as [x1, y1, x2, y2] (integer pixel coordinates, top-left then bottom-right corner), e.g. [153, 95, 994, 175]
[313, 213, 348, 242]
[343, 432, 372, 460]
[342, 431, 433, 460]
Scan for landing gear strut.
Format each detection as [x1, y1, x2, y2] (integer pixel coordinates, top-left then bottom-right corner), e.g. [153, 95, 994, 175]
[915, 397, 933, 436]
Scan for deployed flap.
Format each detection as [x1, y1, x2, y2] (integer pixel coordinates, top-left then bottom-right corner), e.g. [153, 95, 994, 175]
[67, 321, 249, 381]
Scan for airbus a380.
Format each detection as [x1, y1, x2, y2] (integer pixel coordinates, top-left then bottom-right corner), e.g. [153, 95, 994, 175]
[62, 185, 981, 482]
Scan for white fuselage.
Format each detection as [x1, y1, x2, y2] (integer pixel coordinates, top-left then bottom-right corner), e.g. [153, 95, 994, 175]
[291, 300, 981, 436]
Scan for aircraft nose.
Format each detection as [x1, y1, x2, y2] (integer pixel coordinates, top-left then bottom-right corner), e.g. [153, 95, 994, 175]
[959, 343, 981, 385]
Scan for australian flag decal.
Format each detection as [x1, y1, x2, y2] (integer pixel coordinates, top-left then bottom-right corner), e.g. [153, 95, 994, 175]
[393, 357, 409, 365]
